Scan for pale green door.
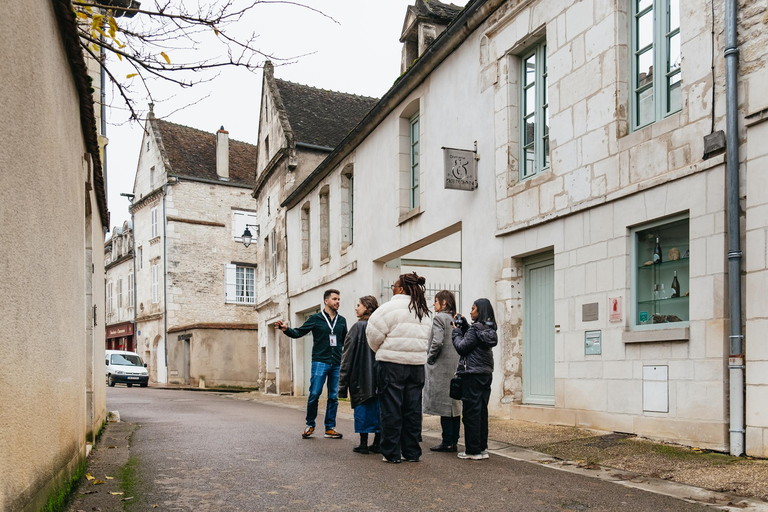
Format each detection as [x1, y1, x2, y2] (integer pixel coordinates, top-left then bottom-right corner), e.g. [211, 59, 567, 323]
[523, 254, 555, 405]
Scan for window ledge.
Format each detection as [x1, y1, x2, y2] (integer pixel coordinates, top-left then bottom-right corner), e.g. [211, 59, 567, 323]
[149, 236, 161, 245]
[398, 207, 423, 225]
[622, 327, 689, 343]
[320, 257, 331, 266]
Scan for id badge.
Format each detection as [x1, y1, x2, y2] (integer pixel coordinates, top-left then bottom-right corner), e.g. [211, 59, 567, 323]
[329, 334, 337, 347]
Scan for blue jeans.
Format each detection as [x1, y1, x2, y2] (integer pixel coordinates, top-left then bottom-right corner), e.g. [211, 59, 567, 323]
[306, 361, 340, 429]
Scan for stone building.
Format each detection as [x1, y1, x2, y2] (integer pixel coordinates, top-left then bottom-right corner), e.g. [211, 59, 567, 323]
[105, 222, 136, 351]
[278, 0, 768, 456]
[0, 0, 108, 509]
[130, 112, 260, 387]
[251, 62, 377, 394]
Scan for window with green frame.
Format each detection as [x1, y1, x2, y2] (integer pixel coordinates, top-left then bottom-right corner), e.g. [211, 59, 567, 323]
[409, 112, 420, 209]
[520, 41, 549, 180]
[631, 0, 681, 130]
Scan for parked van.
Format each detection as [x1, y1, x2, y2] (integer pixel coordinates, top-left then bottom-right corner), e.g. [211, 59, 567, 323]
[106, 350, 149, 387]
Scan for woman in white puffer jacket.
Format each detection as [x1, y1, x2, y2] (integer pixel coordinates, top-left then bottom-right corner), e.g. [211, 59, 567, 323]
[366, 272, 432, 463]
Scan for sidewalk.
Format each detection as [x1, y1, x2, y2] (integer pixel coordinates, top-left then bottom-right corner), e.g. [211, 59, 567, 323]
[237, 391, 768, 510]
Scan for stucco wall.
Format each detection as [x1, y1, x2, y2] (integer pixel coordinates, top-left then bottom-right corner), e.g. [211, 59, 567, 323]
[0, 0, 106, 509]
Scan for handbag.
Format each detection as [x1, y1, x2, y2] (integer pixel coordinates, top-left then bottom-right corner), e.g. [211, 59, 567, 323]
[449, 375, 462, 400]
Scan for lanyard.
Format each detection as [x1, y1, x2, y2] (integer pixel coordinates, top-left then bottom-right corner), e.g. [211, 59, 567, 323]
[321, 310, 338, 333]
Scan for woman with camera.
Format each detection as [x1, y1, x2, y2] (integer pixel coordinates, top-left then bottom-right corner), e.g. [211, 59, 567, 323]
[338, 295, 381, 454]
[423, 290, 462, 452]
[452, 298, 498, 460]
[366, 272, 432, 463]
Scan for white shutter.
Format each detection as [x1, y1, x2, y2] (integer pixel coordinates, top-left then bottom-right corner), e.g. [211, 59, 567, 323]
[225, 263, 237, 303]
[233, 212, 244, 241]
[151, 207, 158, 238]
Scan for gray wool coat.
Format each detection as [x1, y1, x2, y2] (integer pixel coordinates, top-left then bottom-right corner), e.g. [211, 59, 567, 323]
[423, 312, 462, 417]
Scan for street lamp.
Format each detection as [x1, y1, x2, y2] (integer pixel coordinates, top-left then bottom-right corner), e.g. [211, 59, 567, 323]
[241, 224, 260, 248]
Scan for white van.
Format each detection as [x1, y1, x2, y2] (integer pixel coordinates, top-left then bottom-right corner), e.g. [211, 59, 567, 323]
[105, 350, 149, 387]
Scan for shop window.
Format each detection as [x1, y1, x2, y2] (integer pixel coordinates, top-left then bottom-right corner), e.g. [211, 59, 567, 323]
[631, 215, 689, 329]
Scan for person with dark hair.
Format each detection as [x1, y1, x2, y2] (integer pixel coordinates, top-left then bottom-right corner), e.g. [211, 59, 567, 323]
[452, 298, 498, 460]
[424, 290, 462, 452]
[338, 295, 381, 454]
[366, 272, 432, 463]
[275, 288, 347, 439]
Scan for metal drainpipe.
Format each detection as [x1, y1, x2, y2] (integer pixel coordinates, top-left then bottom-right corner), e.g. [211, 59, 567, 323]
[724, 0, 745, 456]
[162, 178, 177, 376]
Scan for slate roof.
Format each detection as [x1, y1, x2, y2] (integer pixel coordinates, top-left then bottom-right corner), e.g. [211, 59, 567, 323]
[417, 0, 463, 20]
[153, 119, 256, 186]
[274, 79, 379, 149]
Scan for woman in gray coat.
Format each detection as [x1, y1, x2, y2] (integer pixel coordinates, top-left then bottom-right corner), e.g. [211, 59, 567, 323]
[423, 290, 462, 452]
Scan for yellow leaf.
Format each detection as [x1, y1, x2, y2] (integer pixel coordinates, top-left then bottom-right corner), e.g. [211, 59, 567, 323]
[91, 44, 100, 53]
[92, 480, 106, 485]
[105, 476, 114, 480]
[84, 5, 92, 13]
[160, 52, 171, 65]
[94, 26, 107, 39]
[108, 16, 118, 38]
[76, 12, 88, 20]
[126, 73, 138, 79]
[85, 473, 95, 481]
[110, 492, 124, 495]
[116, 53, 122, 62]
[213, 26, 219, 36]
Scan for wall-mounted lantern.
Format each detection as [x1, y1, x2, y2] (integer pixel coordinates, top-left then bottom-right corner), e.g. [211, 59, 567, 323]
[241, 224, 260, 248]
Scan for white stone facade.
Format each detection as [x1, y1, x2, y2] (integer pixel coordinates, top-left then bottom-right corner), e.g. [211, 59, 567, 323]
[105, 222, 135, 350]
[277, 0, 767, 454]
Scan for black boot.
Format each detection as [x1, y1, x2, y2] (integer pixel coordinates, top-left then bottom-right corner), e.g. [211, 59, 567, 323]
[368, 433, 381, 453]
[353, 433, 369, 454]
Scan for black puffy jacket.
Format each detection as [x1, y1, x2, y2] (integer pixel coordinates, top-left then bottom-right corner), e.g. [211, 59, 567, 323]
[338, 321, 377, 408]
[452, 322, 497, 375]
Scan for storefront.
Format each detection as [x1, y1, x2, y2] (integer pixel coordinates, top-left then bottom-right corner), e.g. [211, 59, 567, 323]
[106, 322, 134, 352]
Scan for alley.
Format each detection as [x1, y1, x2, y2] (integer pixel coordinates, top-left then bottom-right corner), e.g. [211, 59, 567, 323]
[105, 388, 710, 511]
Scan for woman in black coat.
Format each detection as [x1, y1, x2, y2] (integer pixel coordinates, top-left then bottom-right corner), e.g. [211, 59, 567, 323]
[452, 298, 498, 460]
[338, 295, 381, 454]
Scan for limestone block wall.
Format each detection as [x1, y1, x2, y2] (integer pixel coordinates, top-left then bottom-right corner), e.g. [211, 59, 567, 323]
[745, 117, 768, 457]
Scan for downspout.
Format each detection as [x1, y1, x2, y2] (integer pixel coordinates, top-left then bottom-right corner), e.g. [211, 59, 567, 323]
[162, 178, 178, 376]
[724, 0, 744, 456]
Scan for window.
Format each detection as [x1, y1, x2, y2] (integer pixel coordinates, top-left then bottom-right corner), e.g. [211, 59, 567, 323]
[267, 196, 271, 217]
[520, 41, 549, 180]
[150, 207, 158, 239]
[319, 186, 330, 261]
[232, 210, 258, 242]
[264, 136, 269, 161]
[409, 113, 420, 209]
[225, 264, 255, 304]
[137, 246, 143, 270]
[117, 278, 123, 309]
[340, 170, 354, 250]
[631, 0, 681, 129]
[150, 166, 155, 187]
[106, 282, 113, 314]
[264, 233, 271, 283]
[128, 274, 134, 307]
[146, 140, 150, 152]
[271, 228, 277, 279]
[631, 215, 689, 329]
[301, 202, 311, 271]
[151, 264, 160, 303]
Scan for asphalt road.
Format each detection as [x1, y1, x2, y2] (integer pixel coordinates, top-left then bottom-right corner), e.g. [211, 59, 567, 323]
[108, 387, 709, 511]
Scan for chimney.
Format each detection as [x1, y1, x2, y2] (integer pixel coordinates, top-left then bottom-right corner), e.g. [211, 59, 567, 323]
[216, 126, 229, 180]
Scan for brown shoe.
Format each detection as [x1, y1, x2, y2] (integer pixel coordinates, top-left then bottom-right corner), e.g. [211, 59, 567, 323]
[302, 426, 315, 439]
[324, 428, 343, 439]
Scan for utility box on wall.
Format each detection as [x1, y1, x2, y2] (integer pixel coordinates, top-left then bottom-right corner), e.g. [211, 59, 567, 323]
[643, 365, 669, 413]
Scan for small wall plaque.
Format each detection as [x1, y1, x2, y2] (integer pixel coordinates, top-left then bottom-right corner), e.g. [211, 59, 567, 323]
[582, 302, 599, 322]
[609, 297, 622, 322]
[585, 330, 602, 355]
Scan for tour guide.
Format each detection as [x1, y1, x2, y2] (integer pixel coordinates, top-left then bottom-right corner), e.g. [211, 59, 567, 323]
[275, 289, 347, 439]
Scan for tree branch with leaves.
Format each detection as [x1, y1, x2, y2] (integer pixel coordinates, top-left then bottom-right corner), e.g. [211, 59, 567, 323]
[73, 0, 336, 122]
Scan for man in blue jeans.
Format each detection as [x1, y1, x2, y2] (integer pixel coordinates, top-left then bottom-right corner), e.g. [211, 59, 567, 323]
[275, 289, 347, 439]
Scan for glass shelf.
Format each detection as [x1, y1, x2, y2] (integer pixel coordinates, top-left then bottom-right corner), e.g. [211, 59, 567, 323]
[638, 258, 689, 272]
[638, 295, 689, 306]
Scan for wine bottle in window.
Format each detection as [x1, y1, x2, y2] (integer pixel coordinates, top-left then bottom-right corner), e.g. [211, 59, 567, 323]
[653, 237, 662, 264]
[671, 271, 680, 298]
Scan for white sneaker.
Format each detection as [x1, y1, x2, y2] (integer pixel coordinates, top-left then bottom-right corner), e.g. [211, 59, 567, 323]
[480, 450, 489, 459]
[457, 451, 484, 460]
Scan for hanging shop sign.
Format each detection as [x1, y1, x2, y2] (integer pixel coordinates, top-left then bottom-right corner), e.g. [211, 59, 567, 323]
[443, 145, 478, 191]
[106, 322, 134, 339]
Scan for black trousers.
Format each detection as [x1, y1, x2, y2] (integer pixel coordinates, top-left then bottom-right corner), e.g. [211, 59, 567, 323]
[461, 373, 492, 455]
[377, 361, 425, 461]
[440, 415, 461, 445]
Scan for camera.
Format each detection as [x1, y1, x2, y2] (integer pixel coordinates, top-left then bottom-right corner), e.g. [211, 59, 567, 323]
[453, 315, 465, 328]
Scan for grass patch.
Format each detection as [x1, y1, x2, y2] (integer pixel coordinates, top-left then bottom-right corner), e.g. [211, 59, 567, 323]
[41, 458, 87, 512]
[119, 456, 140, 510]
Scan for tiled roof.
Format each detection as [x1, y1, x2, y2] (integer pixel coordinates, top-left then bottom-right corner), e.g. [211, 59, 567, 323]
[418, 0, 463, 20]
[153, 119, 256, 186]
[274, 79, 379, 149]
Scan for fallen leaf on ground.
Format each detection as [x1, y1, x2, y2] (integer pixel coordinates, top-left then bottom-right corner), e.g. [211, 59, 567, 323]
[110, 492, 124, 495]
[105, 476, 114, 480]
[108, 445, 116, 449]
[121, 496, 134, 501]
[80, 491, 97, 495]
[92, 480, 106, 485]
[85, 473, 95, 481]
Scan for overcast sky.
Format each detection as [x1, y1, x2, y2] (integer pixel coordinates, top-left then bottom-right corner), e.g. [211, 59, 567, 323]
[105, 0, 416, 233]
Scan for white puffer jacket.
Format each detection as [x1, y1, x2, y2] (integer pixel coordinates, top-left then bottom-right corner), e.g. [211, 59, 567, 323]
[366, 294, 432, 365]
